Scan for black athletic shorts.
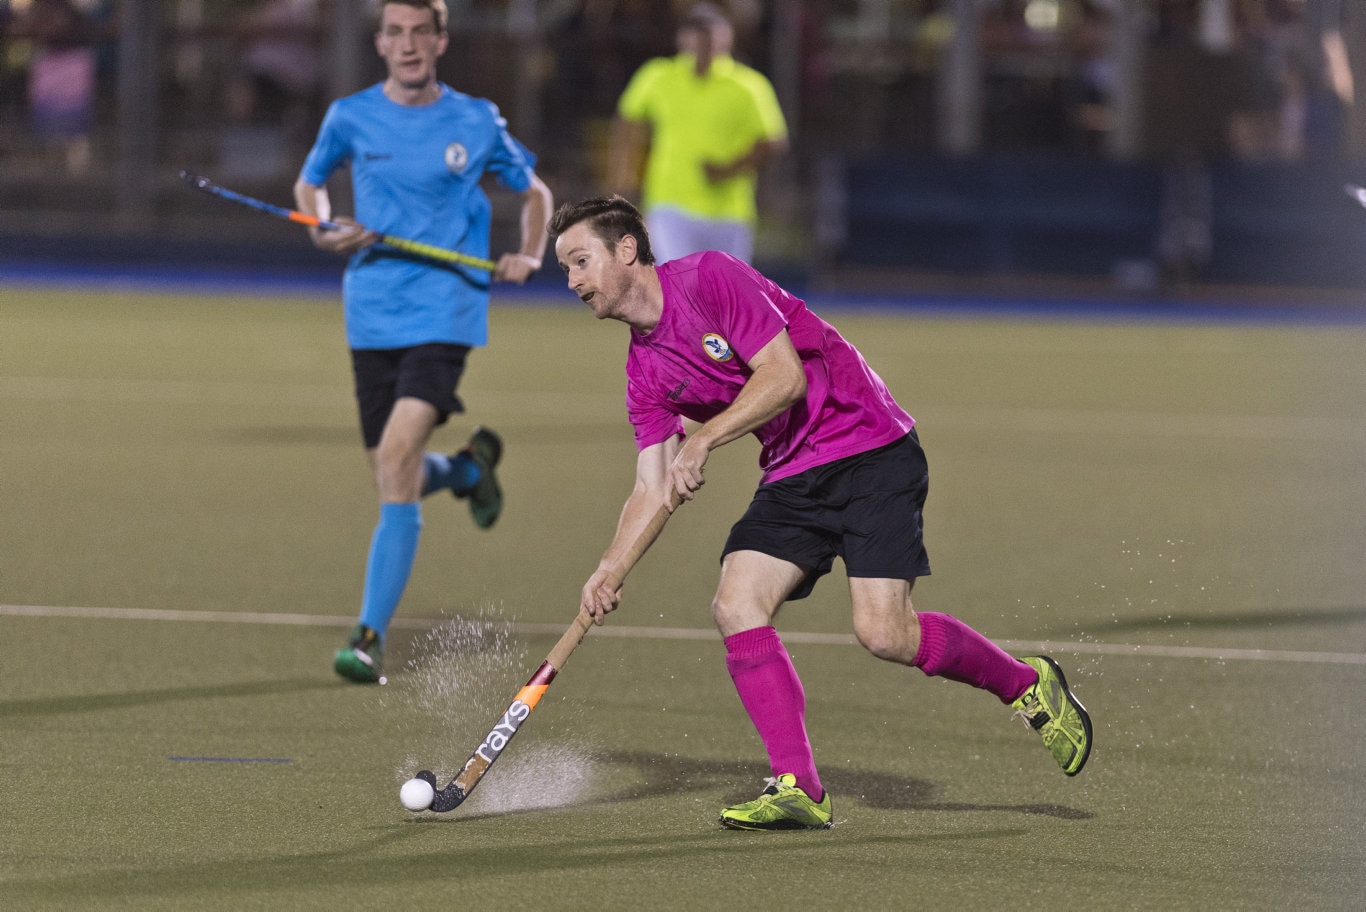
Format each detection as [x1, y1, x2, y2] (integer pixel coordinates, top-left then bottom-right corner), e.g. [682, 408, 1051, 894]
[722, 429, 931, 601]
[350, 343, 470, 448]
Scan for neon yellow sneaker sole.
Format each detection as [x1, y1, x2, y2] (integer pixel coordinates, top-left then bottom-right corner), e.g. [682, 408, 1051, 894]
[719, 774, 833, 831]
[1012, 655, 1092, 775]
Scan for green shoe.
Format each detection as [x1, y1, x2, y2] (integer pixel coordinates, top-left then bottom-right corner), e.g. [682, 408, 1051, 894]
[334, 624, 385, 684]
[719, 774, 833, 831]
[1012, 655, 1092, 776]
[454, 427, 502, 529]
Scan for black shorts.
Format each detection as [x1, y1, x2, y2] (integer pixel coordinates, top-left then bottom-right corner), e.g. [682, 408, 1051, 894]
[722, 430, 931, 601]
[350, 343, 470, 448]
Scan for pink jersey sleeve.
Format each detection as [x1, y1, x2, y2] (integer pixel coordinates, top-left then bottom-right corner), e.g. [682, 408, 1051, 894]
[622, 253, 914, 480]
[698, 255, 787, 362]
[626, 370, 685, 450]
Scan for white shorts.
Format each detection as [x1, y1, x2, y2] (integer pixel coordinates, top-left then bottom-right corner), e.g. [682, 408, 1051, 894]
[646, 207, 754, 264]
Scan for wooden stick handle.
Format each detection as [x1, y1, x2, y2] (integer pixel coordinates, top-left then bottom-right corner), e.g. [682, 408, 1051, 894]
[544, 501, 674, 670]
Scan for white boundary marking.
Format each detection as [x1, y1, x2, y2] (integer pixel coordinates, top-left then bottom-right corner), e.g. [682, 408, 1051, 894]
[6, 603, 1366, 666]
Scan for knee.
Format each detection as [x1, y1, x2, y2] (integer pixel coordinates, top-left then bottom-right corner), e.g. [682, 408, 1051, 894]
[373, 441, 425, 498]
[711, 591, 769, 637]
[373, 438, 401, 476]
[711, 591, 740, 630]
[853, 614, 919, 665]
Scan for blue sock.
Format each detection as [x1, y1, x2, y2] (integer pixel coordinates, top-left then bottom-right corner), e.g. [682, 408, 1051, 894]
[421, 451, 480, 497]
[357, 502, 423, 639]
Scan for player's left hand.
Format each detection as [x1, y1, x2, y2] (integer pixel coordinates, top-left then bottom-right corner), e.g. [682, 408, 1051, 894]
[494, 252, 542, 284]
[667, 438, 709, 508]
[311, 217, 378, 256]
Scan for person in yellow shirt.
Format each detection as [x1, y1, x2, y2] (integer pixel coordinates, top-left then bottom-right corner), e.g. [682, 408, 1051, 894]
[607, 2, 788, 263]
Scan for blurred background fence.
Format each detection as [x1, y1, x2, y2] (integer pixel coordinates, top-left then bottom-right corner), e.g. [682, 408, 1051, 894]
[3, 0, 1365, 294]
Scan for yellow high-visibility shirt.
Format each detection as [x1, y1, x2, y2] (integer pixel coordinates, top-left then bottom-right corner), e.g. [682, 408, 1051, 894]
[618, 53, 787, 224]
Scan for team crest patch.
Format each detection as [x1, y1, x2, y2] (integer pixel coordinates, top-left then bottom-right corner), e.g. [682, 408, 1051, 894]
[702, 333, 733, 362]
[444, 143, 469, 173]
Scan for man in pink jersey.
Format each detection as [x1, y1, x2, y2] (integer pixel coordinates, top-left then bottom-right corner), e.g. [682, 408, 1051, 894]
[549, 196, 1092, 830]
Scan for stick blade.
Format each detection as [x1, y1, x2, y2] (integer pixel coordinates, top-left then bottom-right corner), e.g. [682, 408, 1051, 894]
[430, 783, 471, 812]
[413, 766, 474, 812]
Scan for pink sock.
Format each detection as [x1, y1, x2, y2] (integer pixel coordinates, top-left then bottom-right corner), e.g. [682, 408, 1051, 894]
[724, 626, 823, 801]
[912, 612, 1038, 703]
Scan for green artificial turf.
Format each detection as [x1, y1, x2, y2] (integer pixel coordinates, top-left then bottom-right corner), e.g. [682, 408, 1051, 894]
[2, 285, 1364, 910]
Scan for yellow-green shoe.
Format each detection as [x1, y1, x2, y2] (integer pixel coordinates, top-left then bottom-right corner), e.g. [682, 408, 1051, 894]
[455, 427, 502, 530]
[333, 624, 384, 684]
[719, 774, 833, 831]
[1012, 655, 1092, 775]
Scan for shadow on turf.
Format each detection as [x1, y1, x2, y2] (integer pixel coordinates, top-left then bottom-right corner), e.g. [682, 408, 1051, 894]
[0, 757, 1084, 902]
[0, 677, 334, 718]
[521, 750, 1093, 821]
[3, 823, 1038, 903]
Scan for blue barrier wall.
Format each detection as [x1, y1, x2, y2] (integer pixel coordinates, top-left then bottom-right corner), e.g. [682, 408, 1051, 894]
[841, 156, 1366, 289]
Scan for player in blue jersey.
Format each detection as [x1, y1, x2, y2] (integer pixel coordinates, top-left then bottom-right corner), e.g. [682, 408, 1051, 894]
[293, 0, 553, 684]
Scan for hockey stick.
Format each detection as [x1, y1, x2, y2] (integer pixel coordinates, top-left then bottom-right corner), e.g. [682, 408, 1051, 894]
[414, 501, 673, 812]
[179, 171, 498, 272]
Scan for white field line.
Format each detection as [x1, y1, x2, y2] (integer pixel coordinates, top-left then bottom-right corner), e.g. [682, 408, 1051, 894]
[5, 603, 1365, 667]
[3, 375, 1362, 442]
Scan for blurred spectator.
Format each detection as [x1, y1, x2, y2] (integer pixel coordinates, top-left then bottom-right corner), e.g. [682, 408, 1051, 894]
[1228, 0, 1353, 162]
[1144, 0, 1221, 284]
[218, 0, 324, 181]
[1062, 0, 1116, 155]
[225, 0, 324, 141]
[1229, 0, 1298, 160]
[1299, 0, 1353, 159]
[606, 1, 789, 263]
[8, 0, 101, 173]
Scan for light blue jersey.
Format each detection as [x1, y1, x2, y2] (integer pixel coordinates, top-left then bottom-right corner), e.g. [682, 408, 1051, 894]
[300, 84, 537, 350]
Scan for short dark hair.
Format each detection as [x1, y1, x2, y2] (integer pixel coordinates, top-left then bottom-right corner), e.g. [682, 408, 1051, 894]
[682, 2, 729, 30]
[548, 196, 656, 266]
[379, 0, 448, 33]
